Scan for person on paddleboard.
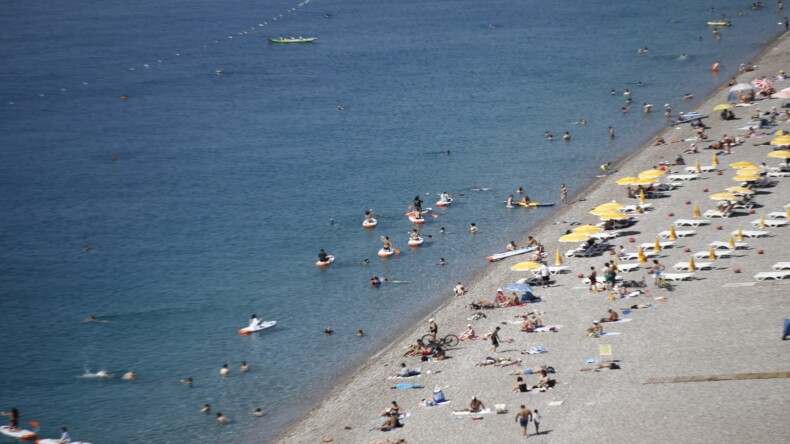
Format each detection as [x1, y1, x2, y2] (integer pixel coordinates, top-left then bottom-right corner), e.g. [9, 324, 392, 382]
[439, 191, 451, 203]
[364, 211, 374, 223]
[413, 195, 423, 212]
[507, 195, 515, 207]
[381, 236, 393, 252]
[409, 229, 420, 241]
[1, 408, 19, 431]
[318, 249, 330, 263]
[249, 314, 262, 330]
[59, 426, 72, 443]
[520, 195, 531, 206]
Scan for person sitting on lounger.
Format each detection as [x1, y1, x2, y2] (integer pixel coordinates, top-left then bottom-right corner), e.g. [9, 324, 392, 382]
[580, 361, 621, 371]
[601, 309, 619, 323]
[587, 320, 604, 337]
[459, 324, 477, 341]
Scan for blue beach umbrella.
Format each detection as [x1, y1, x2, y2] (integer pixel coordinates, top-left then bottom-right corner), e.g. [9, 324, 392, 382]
[505, 283, 533, 293]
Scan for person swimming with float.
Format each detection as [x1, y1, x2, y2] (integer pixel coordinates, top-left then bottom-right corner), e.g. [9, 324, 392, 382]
[507, 194, 515, 207]
[520, 194, 531, 206]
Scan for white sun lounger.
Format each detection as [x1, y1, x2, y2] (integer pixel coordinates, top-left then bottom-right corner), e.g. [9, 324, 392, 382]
[673, 262, 713, 271]
[529, 266, 571, 278]
[704, 209, 732, 218]
[684, 166, 717, 173]
[565, 248, 593, 258]
[710, 241, 748, 250]
[674, 219, 709, 227]
[754, 271, 790, 281]
[640, 241, 675, 250]
[752, 219, 788, 228]
[667, 174, 700, 182]
[662, 272, 695, 281]
[616, 263, 642, 272]
[619, 251, 658, 261]
[693, 250, 733, 259]
[731, 230, 769, 238]
[767, 212, 788, 220]
[767, 171, 790, 178]
[589, 231, 620, 241]
[772, 262, 790, 270]
[583, 276, 624, 285]
[658, 230, 695, 239]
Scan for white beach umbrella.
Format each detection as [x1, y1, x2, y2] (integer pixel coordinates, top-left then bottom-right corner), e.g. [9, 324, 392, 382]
[729, 83, 753, 92]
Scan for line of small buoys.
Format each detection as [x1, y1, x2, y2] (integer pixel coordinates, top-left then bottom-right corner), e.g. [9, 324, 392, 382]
[3, 0, 316, 106]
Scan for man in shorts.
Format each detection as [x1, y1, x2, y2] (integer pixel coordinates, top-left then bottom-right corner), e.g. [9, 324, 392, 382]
[515, 405, 533, 436]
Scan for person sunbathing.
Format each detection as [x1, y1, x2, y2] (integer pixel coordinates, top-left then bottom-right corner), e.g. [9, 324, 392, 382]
[514, 309, 542, 319]
[600, 309, 619, 323]
[521, 317, 537, 332]
[403, 339, 427, 357]
[380, 410, 401, 430]
[470, 300, 497, 309]
[580, 361, 621, 371]
[494, 289, 507, 305]
[586, 321, 604, 337]
[454, 397, 486, 413]
[510, 365, 555, 376]
[459, 324, 477, 341]
[396, 363, 420, 378]
[476, 356, 521, 367]
[501, 293, 521, 307]
[622, 303, 652, 310]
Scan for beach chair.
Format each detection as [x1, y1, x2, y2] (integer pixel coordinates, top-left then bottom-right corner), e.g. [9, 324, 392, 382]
[731, 230, 769, 238]
[766, 171, 790, 177]
[672, 262, 713, 271]
[751, 219, 788, 228]
[640, 241, 675, 250]
[772, 262, 790, 270]
[693, 250, 733, 259]
[589, 231, 620, 241]
[710, 241, 748, 250]
[548, 266, 570, 275]
[565, 248, 593, 258]
[704, 209, 731, 218]
[616, 263, 642, 273]
[684, 165, 716, 173]
[661, 272, 696, 281]
[754, 271, 790, 281]
[619, 251, 658, 261]
[656, 183, 682, 191]
[731, 201, 755, 210]
[667, 174, 700, 182]
[767, 212, 788, 220]
[658, 230, 695, 239]
[674, 219, 709, 227]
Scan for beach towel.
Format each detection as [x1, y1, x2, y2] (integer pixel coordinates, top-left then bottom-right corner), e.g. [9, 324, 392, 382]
[452, 408, 492, 416]
[596, 332, 621, 337]
[522, 346, 548, 354]
[622, 291, 641, 298]
[392, 383, 422, 390]
[533, 325, 562, 333]
[606, 319, 633, 324]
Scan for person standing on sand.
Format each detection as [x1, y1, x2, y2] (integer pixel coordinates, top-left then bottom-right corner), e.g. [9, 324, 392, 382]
[428, 318, 438, 341]
[588, 267, 598, 291]
[650, 259, 666, 287]
[515, 405, 532, 437]
[490, 326, 501, 352]
[533, 409, 542, 435]
[560, 184, 568, 205]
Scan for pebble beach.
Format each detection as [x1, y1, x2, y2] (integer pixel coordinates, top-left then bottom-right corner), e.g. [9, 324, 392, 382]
[275, 31, 790, 444]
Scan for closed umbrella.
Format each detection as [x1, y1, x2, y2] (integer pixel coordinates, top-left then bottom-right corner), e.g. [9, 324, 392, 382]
[511, 261, 542, 271]
[555, 249, 563, 266]
[694, 160, 701, 173]
[637, 247, 647, 264]
[572, 225, 602, 234]
[639, 188, 646, 205]
[669, 225, 677, 240]
[709, 247, 716, 260]
[712, 153, 719, 166]
[759, 214, 765, 229]
[693, 203, 701, 218]
[654, 238, 661, 252]
[736, 227, 744, 241]
[688, 256, 697, 272]
[728, 235, 735, 249]
[638, 169, 666, 179]
[559, 232, 590, 242]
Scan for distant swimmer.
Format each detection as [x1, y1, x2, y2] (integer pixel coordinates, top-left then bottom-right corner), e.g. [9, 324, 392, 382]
[579, 119, 587, 125]
[370, 276, 381, 286]
[216, 412, 230, 424]
[324, 326, 333, 335]
[120, 95, 128, 100]
[610, 89, 617, 95]
[625, 97, 633, 105]
[439, 227, 446, 234]
[201, 404, 211, 414]
[643, 103, 653, 113]
[517, 187, 524, 194]
[439, 258, 446, 266]
[240, 361, 250, 372]
[679, 53, 688, 60]
[562, 132, 571, 141]
[362, 258, 370, 265]
[215, 70, 223, 76]
[252, 408, 265, 417]
[328, 219, 335, 225]
[622, 107, 631, 113]
[623, 89, 631, 96]
[608, 126, 615, 138]
[683, 92, 694, 100]
[85, 314, 108, 323]
[121, 371, 135, 381]
[220, 364, 230, 377]
[547, 133, 554, 141]
[96, 370, 112, 379]
[337, 105, 345, 111]
[357, 329, 365, 337]
[180, 377, 193, 386]
[83, 244, 93, 252]
[469, 223, 478, 233]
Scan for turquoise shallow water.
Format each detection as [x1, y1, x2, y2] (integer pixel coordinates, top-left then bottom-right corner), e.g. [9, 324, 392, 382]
[0, 0, 784, 442]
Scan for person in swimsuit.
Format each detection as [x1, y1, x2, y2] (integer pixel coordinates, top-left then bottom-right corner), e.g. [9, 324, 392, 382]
[650, 260, 665, 287]
[439, 192, 451, 203]
[381, 236, 392, 252]
[513, 376, 528, 392]
[515, 405, 533, 437]
[507, 194, 515, 207]
[587, 321, 604, 337]
[318, 249, 330, 263]
[251, 408, 265, 417]
[409, 229, 420, 241]
[560, 184, 568, 205]
[428, 319, 438, 341]
[601, 309, 619, 323]
[412, 195, 423, 212]
[2, 408, 19, 431]
[220, 364, 230, 377]
[490, 326, 501, 352]
[240, 362, 250, 373]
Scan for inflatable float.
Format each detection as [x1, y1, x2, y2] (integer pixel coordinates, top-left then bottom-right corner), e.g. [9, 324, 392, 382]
[239, 320, 277, 335]
[1, 426, 37, 440]
[362, 218, 377, 228]
[707, 21, 731, 26]
[315, 255, 335, 268]
[407, 237, 424, 247]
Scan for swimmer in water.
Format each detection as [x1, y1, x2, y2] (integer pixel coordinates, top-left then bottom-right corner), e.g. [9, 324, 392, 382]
[240, 361, 250, 373]
[370, 276, 381, 286]
[121, 371, 135, 381]
[180, 377, 193, 387]
[325, 326, 333, 335]
[439, 258, 446, 266]
[216, 412, 229, 424]
[517, 187, 524, 194]
[96, 370, 112, 379]
[201, 404, 211, 414]
[85, 314, 108, 323]
[363, 258, 370, 265]
[220, 364, 230, 377]
[562, 132, 571, 141]
[470, 223, 478, 233]
[683, 93, 693, 100]
[439, 227, 446, 234]
[215, 70, 223, 76]
[357, 329, 365, 337]
[83, 244, 93, 252]
[337, 105, 345, 111]
[252, 408, 265, 417]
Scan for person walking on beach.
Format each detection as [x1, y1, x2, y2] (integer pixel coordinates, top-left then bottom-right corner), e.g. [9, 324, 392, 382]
[428, 318, 438, 342]
[515, 405, 532, 437]
[650, 260, 666, 287]
[490, 326, 501, 352]
[588, 267, 598, 292]
[560, 184, 568, 205]
[533, 409, 542, 435]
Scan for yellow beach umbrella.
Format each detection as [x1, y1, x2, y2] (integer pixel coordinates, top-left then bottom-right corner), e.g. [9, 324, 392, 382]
[708, 247, 716, 260]
[688, 256, 697, 272]
[767, 150, 790, 159]
[638, 169, 666, 179]
[631, 177, 657, 185]
[725, 186, 754, 195]
[615, 176, 638, 185]
[669, 225, 677, 240]
[554, 249, 563, 266]
[693, 203, 701, 218]
[712, 103, 733, 111]
[770, 136, 790, 146]
[572, 225, 602, 234]
[599, 213, 628, 221]
[637, 247, 647, 264]
[694, 160, 701, 173]
[639, 188, 646, 205]
[736, 227, 744, 241]
[777, 130, 785, 136]
[511, 261, 542, 271]
[728, 235, 736, 249]
[759, 214, 765, 229]
[595, 202, 625, 210]
[787, 207, 790, 219]
[729, 161, 756, 169]
[558, 232, 590, 243]
[733, 174, 760, 182]
[712, 153, 719, 166]
[709, 193, 738, 200]
[654, 238, 662, 252]
[737, 166, 762, 174]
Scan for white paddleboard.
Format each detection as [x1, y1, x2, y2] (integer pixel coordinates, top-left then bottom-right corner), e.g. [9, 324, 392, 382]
[315, 255, 334, 267]
[36, 440, 92, 444]
[239, 320, 277, 335]
[436, 198, 453, 207]
[362, 218, 377, 228]
[378, 248, 395, 257]
[486, 246, 536, 262]
[407, 237, 424, 247]
[1, 426, 37, 439]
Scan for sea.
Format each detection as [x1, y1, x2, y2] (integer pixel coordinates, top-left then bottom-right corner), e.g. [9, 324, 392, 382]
[0, 0, 784, 442]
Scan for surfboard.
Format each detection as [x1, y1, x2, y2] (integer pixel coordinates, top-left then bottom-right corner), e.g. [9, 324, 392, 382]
[315, 256, 334, 267]
[1, 426, 37, 440]
[36, 440, 92, 444]
[407, 237, 424, 247]
[486, 246, 537, 262]
[238, 320, 277, 335]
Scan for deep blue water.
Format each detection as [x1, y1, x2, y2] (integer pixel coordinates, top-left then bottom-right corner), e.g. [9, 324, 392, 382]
[0, 0, 783, 442]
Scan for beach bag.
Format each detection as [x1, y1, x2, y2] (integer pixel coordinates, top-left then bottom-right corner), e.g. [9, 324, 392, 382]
[432, 388, 446, 403]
